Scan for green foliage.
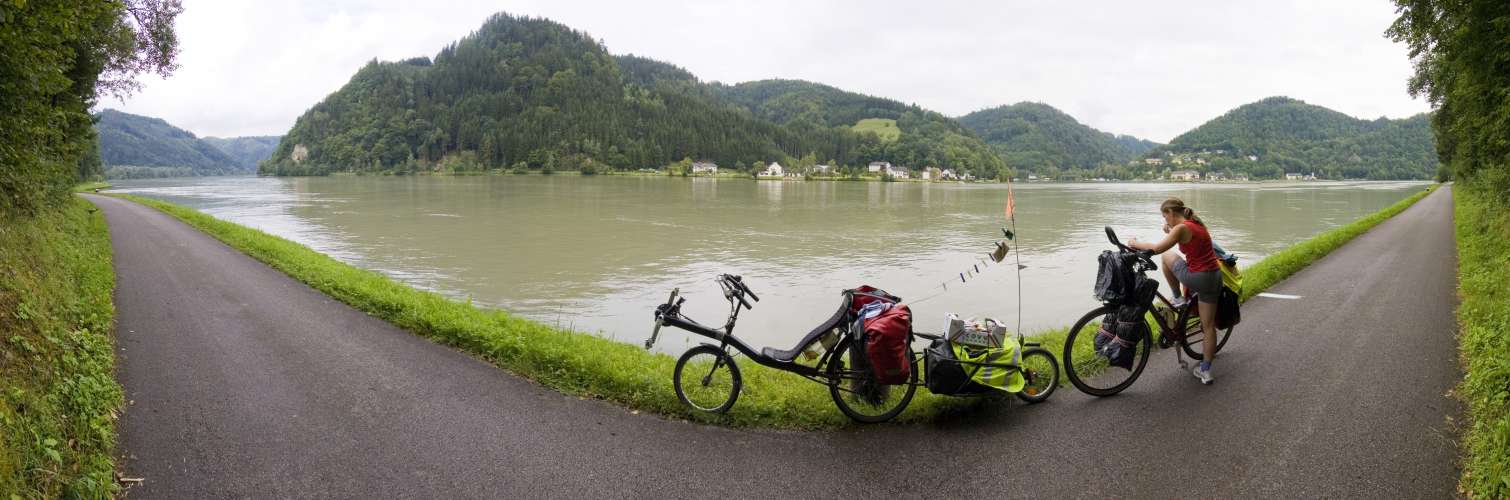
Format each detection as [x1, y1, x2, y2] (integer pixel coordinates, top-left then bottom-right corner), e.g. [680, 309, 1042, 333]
[201, 135, 282, 170]
[94, 109, 246, 176]
[957, 102, 1160, 174]
[713, 79, 1007, 179]
[1389, 3, 1510, 493]
[259, 16, 1004, 179]
[0, 0, 181, 216]
[1390, 0, 1510, 198]
[851, 118, 900, 142]
[0, 198, 121, 497]
[1157, 97, 1438, 180]
[1452, 186, 1510, 499]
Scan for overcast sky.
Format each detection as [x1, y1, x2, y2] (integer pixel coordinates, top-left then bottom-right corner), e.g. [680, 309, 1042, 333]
[108, 0, 1430, 143]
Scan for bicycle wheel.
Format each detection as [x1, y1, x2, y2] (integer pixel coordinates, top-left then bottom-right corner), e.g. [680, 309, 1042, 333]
[1178, 312, 1233, 361]
[827, 336, 917, 423]
[1062, 306, 1153, 397]
[674, 345, 741, 414]
[1014, 347, 1059, 404]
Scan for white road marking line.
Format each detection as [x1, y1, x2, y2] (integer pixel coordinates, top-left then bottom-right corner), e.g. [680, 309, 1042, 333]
[1257, 292, 1303, 300]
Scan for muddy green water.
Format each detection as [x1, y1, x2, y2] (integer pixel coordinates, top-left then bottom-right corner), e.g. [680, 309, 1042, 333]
[111, 176, 1428, 353]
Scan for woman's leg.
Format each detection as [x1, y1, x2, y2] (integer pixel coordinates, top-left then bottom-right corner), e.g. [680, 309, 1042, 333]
[1197, 300, 1219, 362]
[1161, 252, 1182, 299]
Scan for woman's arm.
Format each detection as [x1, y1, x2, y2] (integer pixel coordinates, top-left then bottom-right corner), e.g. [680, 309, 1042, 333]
[1130, 224, 1186, 253]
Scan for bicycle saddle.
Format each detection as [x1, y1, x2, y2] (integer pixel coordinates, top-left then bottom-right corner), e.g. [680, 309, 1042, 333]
[762, 300, 850, 362]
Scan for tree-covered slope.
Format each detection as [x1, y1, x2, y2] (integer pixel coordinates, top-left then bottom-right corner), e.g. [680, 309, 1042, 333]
[94, 109, 245, 175]
[957, 102, 1160, 172]
[202, 136, 282, 170]
[1160, 96, 1438, 179]
[262, 14, 1005, 178]
[709, 79, 1005, 174]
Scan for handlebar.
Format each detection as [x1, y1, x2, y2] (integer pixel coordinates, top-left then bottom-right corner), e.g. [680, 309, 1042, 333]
[718, 274, 758, 310]
[1104, 226, 1158, 269]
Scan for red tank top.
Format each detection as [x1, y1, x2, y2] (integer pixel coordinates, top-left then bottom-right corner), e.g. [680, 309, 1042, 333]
[1178, 220, 1220, 272]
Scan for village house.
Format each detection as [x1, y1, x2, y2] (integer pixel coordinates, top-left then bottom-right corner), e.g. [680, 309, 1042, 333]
[691, 161, 718, 175]
[810, 164, 834, 175]
[921, 167, 941, 181]
[941, 169, 959, 181]
[885, 164, 910, 179]
[1144, 158, 1164, 166]
[1233, 174, 1250, 182]
[1247, 155, 1259, 162]
[1172, 157, 1185, 165]
[1169, 170, 1201, 181]
[1285, 172, 1303, 181]
[1206, 171, 1226, 181]
[867, 161, 893, 173]
[1194, 158, 1208, 166]
[762, 162, 784, 177]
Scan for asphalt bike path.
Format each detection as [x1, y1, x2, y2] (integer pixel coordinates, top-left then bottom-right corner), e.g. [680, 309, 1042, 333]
[84, 188, 1459, 499]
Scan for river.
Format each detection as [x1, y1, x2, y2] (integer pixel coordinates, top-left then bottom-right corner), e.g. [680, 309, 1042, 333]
[108, 176, 1429, 353]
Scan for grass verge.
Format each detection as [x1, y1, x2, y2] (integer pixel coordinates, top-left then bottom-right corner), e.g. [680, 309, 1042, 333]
[111, 184, 1436, 430]
[0, 197, 120, 497]
[1452, 184, 1509, 498]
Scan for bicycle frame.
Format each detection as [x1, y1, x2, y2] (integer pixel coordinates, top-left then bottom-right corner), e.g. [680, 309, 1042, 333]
[648, 277, 843, 383]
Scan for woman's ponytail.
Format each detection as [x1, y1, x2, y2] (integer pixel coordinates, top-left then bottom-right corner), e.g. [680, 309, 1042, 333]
[1161, 197, 1205, 226]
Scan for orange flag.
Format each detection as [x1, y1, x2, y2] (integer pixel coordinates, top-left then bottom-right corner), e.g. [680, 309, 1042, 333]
[1004, 179, 1016, 221]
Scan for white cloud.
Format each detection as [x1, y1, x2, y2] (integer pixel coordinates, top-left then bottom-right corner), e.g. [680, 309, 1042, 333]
[110, 0, 1429, 143]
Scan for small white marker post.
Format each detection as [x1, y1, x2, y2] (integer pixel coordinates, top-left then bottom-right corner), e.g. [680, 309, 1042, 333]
[1257, 292, 1303, 300]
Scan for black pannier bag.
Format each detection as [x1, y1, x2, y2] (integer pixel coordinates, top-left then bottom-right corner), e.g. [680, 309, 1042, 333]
[1093, 250, 1133, 303]
[1216, 286, 1241, 329]
[1129, 276, 1159, 309]
[1093, 305, 1148, 370]
[924, 339, 992, 395]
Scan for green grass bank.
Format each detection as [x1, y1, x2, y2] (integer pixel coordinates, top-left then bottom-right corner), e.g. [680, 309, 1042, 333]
[0, 197, 120, 498]
[113, 185, 1435, 429]
[1452, 184, 1509, 498]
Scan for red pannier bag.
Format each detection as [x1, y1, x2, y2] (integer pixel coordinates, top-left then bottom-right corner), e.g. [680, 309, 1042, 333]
[861, 303, 912, 385]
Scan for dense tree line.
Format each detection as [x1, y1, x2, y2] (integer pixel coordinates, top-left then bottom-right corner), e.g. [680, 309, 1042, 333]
[0, 1, 180, 216]
[94, 109, 249, 176]
[261, 14, 1006, 179]
[1389, 0, 1510, 195]
[1155, 97, 1438, 180]
[957, 102, 1160, 173]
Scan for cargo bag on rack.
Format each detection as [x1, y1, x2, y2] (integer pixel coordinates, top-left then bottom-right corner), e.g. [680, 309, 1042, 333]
[854, 301, 912, 385]
[1093, 305, 1148, 370]
[924, 339, 1025, 394]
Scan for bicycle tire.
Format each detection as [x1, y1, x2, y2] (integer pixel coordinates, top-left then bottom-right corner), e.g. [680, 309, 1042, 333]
[1062, 305, 1153, 397]
[827, 336, 917, 423]
[674, 344, 741, 414]
[1014, 347, 1059, 404]
[1177, 311, 1233, 361]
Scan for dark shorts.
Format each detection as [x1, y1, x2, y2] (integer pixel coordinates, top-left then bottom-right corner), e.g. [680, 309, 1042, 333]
[1172, 258, 1222, 303]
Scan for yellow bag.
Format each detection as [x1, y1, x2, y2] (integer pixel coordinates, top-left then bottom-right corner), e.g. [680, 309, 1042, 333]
[951, 342, 1026, 393]
[1219, 260, 1243, 292]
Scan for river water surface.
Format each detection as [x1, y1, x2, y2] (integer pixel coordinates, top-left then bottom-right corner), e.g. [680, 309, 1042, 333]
[110, 176, 1428, 353]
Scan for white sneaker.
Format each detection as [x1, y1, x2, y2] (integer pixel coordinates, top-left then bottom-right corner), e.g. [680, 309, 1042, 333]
[1192, 364, 1214, 385]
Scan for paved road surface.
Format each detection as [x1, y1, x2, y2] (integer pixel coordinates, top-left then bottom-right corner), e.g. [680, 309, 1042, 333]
[84, 188, 1460, 499]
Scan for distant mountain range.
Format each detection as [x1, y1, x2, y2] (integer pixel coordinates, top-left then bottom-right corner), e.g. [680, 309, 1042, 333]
[93, 109, 280, 179]
[253, 12, 1433, 181]
[958, 102, 1161, 172]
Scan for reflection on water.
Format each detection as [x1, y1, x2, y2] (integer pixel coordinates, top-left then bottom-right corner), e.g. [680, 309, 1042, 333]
[111, 176, 1429, 353]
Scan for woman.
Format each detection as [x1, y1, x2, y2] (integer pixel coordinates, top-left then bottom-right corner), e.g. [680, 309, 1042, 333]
[1128, 197, 1221, 385]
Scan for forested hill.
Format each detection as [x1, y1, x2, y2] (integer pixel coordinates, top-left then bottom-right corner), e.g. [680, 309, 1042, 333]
[957, 102, 1161, 173]
[94, 109, 249, 178]
[1158, 97, 1437, 180]
[261, 14, 1006, 178]
[202, 136, 282, 170]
